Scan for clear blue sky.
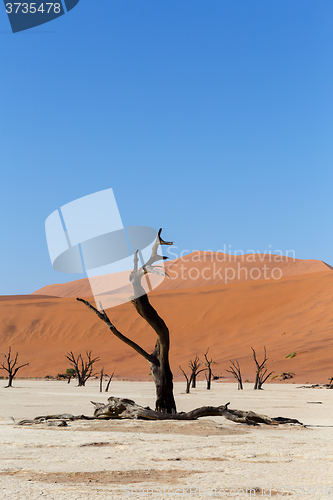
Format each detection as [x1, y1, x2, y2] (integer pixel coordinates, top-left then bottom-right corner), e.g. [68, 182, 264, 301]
[1, 0, 333, 295]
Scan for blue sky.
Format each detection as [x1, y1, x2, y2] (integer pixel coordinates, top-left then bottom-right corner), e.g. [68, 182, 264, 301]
[1, 0, 333, 294]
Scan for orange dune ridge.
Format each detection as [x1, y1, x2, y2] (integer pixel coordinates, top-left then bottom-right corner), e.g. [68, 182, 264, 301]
[1, 253, 333, 384]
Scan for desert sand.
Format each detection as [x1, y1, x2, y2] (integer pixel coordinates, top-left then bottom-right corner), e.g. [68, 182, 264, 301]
[0, 253, 333, 383]
[1, 380, 333, 500]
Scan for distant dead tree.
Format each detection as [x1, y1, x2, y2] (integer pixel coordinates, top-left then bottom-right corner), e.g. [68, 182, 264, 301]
[252, 347, 274, 390]
[105, 372, 114, 392]
[98, 368, 114, 392]
[65, 368, 76, 383]
[189, 356, 206, 388]
[179, 365, 193, 393]
[225, 359, 243, 390]
[99, 367, 104, 392]
[0, 347, 29, 388]
[202, 348, 215, 390]
[65, 351, 100, 387]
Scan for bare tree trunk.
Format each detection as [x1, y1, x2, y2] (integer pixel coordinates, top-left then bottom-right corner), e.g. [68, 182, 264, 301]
[130, 290, 176, 413]
[7, 374, 13, 388]
[105, 372, 114, 392]
[66, 351, 100, 387]
[205, 370, 211, 390]
[100, 368, 104, 393]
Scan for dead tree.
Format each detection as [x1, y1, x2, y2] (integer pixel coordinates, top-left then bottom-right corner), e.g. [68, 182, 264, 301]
[105, 372, 114, 392]
[179, 365, 192, 393]
[65, 368, 76, 383]
[89, 397, 303, 425]
[189, 355, 206, 388]
[202, 348, 215, 390]
[70, 228, 302, 424]
[65, 351, 100, 387]
[225, 359, 243, 390]
[252, 347, 274, 390]
[100, 368, 104, 392]
[77, 229, 177, 413]
[0, 347, 29, 388]
[100, 368, 114, 392]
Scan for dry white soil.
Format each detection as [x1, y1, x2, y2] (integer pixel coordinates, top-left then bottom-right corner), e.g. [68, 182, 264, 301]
[0, 381, 332, 499]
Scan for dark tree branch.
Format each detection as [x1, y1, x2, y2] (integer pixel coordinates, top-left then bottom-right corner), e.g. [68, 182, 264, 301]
[105, 372, 114, 392]
[76, 298, 156, 364]
[100, 367, 104, 393]
[260, 369, 274, 385]
[179, 365, 193, 393]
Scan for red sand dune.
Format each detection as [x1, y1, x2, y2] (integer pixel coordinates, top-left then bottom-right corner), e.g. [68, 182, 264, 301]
[33, 252, 333, 297]
[1, 253, 333, 385]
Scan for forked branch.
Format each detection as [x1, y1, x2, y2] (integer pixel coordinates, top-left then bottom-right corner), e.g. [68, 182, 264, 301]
[76, 298, 156, 364]
[131, 228, 173, 282]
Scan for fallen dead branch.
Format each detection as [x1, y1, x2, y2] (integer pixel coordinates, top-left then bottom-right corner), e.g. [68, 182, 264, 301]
[18, 397, 303, 427]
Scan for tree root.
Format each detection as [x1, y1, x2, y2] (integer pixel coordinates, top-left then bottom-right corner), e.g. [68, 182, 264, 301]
[18, 397, 303, 427]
